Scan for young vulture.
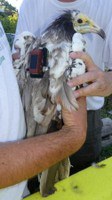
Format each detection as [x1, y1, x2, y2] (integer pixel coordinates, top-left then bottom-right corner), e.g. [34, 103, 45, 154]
[13, 10, 105, 197]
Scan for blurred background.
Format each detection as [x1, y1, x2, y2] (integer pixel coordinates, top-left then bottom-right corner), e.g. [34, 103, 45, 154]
[0, 0, 23, 47]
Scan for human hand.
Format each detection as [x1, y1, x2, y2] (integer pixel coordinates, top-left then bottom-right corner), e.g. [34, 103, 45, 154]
[68, 52, 112, 98]
[62, 97, 87, 129]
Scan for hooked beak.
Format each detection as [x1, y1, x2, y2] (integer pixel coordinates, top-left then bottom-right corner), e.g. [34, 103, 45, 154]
[76, 23, 106, 39]
[73, 14, 106, 39]
[94, 27, 106, 39]
[83, 22, 106, 39]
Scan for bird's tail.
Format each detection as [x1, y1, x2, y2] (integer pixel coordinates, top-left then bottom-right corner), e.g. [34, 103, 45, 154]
[39, 158, 70, 197]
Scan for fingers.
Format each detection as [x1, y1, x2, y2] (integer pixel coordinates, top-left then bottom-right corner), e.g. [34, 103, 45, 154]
[73, 79, 107, 98]
[75, 71, 112, 98]
[68, 71, 97, 87]
[68, 52, 112, 98]
[68, 51, 106, 97]
[73, 82, 99, 98]
[70, 51, 97, 71]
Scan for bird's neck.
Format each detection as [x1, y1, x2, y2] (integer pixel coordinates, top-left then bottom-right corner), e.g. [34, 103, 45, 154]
[43, 12, 76, 43]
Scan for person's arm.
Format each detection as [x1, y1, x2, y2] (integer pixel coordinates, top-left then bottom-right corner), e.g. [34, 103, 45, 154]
[68, 52, 112, 98]
[0, 97, 87, 189]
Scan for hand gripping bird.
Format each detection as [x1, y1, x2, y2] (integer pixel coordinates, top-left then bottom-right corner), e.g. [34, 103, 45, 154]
[13, 10, 105, 197]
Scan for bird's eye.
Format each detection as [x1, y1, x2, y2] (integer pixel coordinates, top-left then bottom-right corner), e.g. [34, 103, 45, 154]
[77, 19, 83, 24]
[24, 36, 28, 40]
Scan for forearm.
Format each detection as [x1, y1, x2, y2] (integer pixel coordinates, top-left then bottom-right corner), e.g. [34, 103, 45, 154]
[0, 125, 86, 188]
[0, 97, 86, 188]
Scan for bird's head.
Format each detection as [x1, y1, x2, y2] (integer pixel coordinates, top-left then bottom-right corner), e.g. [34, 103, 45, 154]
[43, 10, 105, 44]
[71, 10, 105, 39]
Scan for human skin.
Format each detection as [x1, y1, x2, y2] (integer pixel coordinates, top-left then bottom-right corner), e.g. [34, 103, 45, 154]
[58, 0, 112, 98]
[68, 52, 112, 98]
[0, 97, 87, 188]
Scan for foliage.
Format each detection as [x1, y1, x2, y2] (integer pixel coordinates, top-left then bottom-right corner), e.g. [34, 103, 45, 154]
[0, 0, 18, 33]
[0, 0, 17, 14]
[0, 13, 18, 33]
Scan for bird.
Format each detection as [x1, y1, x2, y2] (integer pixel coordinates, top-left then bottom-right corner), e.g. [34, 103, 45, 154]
[13, 9, 105, 197]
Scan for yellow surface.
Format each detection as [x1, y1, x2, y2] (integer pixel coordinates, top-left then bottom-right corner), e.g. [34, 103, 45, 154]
[25, 157, 112, 200]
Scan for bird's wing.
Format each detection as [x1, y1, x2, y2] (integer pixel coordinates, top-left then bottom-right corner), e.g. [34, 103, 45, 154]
[13, 32, 43, 137]
[13, 32, 41, 95]
[57, 80, 79, 111]
[31, 71, 56, 135]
